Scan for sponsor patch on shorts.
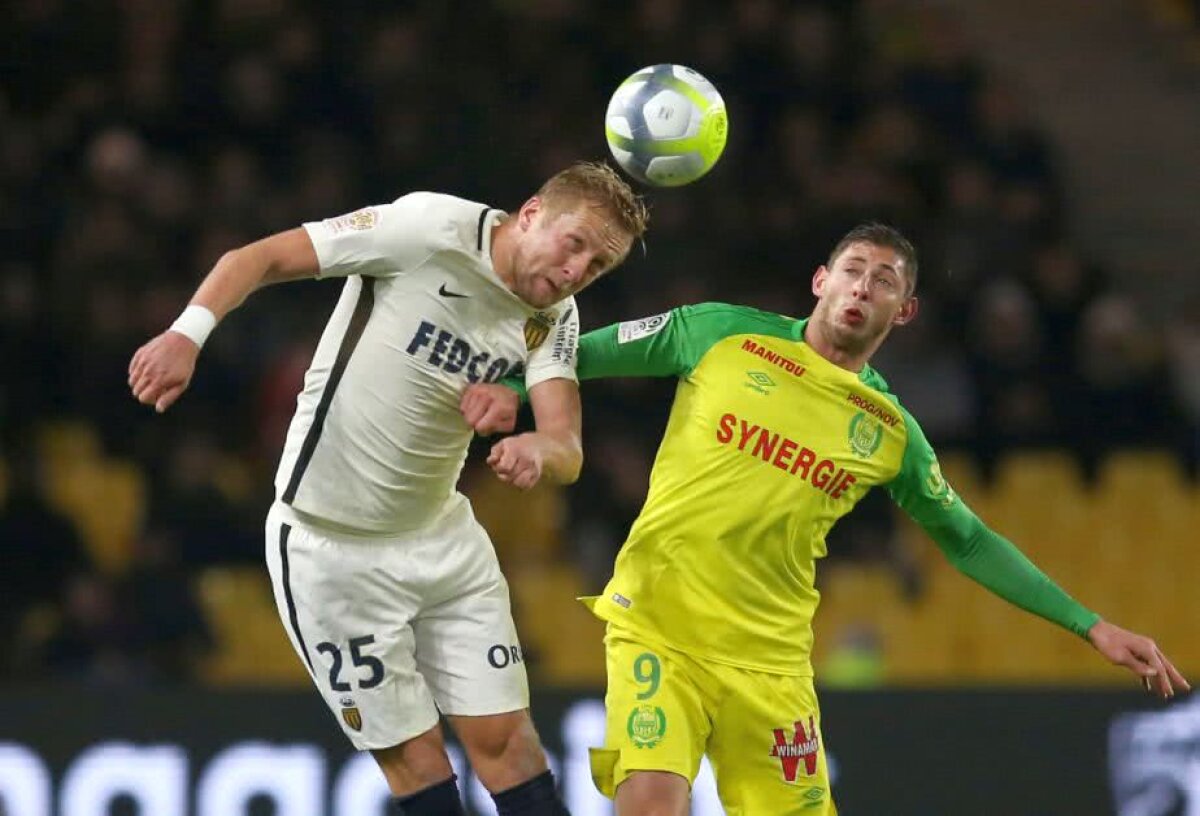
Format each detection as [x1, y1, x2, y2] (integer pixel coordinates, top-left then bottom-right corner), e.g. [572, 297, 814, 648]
[769, 715, 821, 782]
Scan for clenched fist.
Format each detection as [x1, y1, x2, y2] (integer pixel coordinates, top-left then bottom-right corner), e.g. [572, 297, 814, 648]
[486, 434, 545, 490]
[461, 383, 520, 435]
[128, 331, 201, 413]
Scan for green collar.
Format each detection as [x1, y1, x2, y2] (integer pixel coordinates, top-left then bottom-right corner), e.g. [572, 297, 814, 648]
[791, 315, 889, 391]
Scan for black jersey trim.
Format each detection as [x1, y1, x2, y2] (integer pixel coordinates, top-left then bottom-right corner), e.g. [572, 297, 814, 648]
[278, 523, 314, 674]
[476, 207, 493, 252]
[282, 276, 376, 504]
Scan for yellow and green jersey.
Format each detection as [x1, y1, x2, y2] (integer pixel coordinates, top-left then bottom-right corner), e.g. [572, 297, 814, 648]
[575, 303, 1098, 676]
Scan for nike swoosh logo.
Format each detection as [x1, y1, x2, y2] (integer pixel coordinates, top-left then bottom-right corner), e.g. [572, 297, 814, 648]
[438, 284, 469, 298]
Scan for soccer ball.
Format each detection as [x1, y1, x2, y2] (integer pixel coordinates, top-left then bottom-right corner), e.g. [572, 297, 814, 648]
[604, 64, 728, 187]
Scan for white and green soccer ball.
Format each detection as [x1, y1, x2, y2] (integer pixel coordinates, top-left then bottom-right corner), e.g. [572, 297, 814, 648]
[604, 64, 728, 187]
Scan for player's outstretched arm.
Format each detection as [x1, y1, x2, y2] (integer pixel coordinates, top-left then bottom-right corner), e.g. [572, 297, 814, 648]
[485, 378, 582, 489]
[887, 411, 1192, 698]
[1087, 619, 1190, 699]
[903, 489, 1189, 698]
[129, 228, 319, 413]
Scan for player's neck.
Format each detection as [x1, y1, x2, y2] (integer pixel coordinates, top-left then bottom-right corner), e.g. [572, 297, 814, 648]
[490, 218, 517, 291]
[803, 318, 876, 373]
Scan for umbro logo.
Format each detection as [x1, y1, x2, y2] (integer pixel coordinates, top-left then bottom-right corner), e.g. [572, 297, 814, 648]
[746, 370, 776, 395]
[438, 284, 469, 298]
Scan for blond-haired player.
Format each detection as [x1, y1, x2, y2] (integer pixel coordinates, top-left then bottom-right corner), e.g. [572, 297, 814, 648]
[130, 162, 648, 815]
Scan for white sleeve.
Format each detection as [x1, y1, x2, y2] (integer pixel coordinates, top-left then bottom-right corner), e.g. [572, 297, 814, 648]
[525, 299, 580, 388]
[301, 193, 434, 279]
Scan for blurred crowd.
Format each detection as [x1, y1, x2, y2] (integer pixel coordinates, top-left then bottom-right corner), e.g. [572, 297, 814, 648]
[1148, 0, 1200, 68]
[2, 0, 1197, 684]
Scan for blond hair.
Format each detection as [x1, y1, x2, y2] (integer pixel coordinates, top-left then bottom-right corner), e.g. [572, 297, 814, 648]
[536, 161, 649, 241]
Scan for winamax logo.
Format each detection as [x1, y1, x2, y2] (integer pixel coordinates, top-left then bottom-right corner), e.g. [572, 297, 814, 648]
[769, 716, 821, 782]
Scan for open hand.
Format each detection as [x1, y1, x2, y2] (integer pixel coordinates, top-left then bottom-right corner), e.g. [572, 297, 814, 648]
[1088, 619, 1190, 699]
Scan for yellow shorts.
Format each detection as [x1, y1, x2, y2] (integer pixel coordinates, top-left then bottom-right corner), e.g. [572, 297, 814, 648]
[589, 626, 836, 815]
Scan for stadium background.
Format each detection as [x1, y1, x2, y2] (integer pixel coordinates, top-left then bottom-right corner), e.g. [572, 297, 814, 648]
[1, 0, 1197, 813]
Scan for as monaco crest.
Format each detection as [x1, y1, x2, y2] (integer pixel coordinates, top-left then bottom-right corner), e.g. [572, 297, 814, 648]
[340, 697, 363, 732]
[524, 312, 554, 350]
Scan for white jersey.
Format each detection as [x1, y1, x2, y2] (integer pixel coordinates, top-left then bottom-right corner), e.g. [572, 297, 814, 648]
[274, 192, 579, 534]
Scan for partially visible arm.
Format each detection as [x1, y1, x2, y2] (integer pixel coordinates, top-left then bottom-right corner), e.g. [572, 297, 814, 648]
[129, 228, 319, 412]
[528, 378, 583, 483]
[132, 197, 422, 413]
[573, 318, 692, 381]
[887, 410, 1189, 697]
[918, 502, 1100, 637]
[189, 227, 319, 320]
[472, 303, 776, 433]
[484, 299, 586, 487]
[885, 414, 1099, 637]
[486, 378, 582, 488]
[496, 305, 723, 402]
[477, 307, 703, 482]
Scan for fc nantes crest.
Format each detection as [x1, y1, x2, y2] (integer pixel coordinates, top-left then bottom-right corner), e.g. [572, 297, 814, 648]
[848, 412, 883, 458]
[340, 697, 363, 732]
[627, 704, 667, 749]
[524, 312, 555, 350]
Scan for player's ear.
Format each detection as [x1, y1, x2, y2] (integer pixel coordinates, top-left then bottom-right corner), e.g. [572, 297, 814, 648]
[811, 265, 829, 298]
[517, 196, 543, 230]
[893, 295, 919, 326]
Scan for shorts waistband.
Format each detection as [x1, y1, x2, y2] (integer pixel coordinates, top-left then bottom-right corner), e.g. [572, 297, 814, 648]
[270, 495, 470, 543]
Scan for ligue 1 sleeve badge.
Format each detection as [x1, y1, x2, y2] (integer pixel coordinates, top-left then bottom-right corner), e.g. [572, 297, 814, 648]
[325, 207, 379, 234]
[347, 209, 377, 230]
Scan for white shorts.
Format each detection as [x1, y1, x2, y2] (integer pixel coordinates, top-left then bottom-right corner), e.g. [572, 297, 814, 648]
[264, 495, 529, 750]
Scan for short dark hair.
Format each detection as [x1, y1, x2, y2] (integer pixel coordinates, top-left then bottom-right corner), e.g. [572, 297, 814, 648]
[827, 223, 918, 295]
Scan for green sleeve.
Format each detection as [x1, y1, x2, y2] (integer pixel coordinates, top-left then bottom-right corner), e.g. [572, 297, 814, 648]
[885, 409, 1100, 639]
[502, 302, 796, 397]
[577, 304, 724, 380]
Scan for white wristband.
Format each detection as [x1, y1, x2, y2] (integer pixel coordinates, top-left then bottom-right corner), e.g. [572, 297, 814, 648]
[169, 305, 217, 348]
